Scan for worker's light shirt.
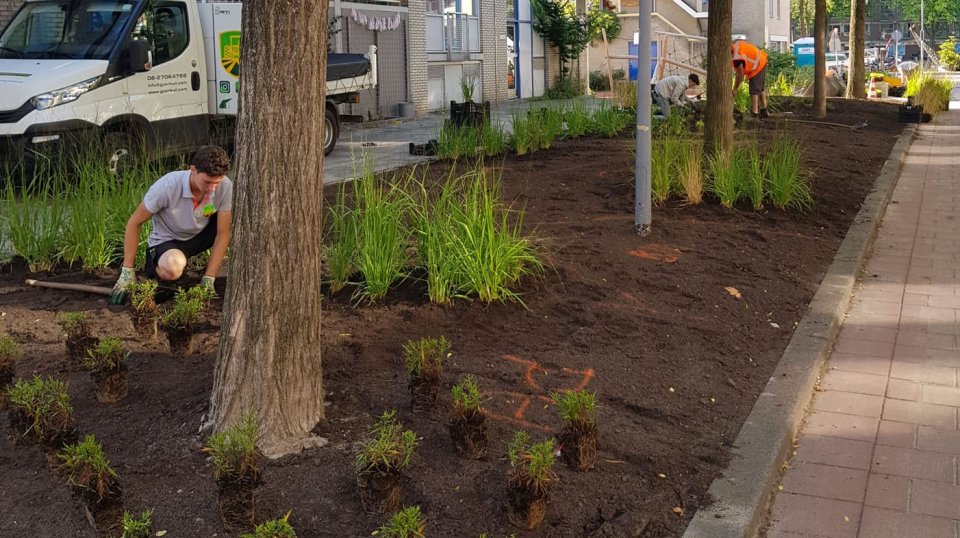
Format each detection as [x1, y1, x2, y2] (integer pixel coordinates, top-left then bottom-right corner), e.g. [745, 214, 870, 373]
[143, 170, 233, 247]
[654, 76, 689, 105]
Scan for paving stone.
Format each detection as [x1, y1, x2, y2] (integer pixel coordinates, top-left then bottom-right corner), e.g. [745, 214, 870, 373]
[768, 493, 861, 538]
[864, 473, 910, 511]
[812, 390, 884, 418]
[876, 420, 917, 448]
[821, 369, 888, 396]
[923, 384, 960, 407]
[780, 462, 868, 503]
[804, 411, 879, 443]
[882, 399, 957, 429]
[858, 506, 956, 538]
[793, 435, 874, 470]
[909, 479, 960, 520]
[916, 425, 960, 455]
[830, 353, 892, 377]
[889, 361, 956, 386]
[872, 445, 955, 482]
[885, 379, 919, 401]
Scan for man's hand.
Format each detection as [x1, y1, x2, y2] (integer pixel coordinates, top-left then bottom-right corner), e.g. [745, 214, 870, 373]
[200, 275, 216, 291]
[110, 267, 136, 305]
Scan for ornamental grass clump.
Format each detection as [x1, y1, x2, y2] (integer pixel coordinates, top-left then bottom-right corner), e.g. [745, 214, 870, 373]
[205, 413, 264, 531]
[563, 101, 590, 137]
[481, 122, 508, 156]
[506, 431, 557, 530]
[742, 141, 765, 211]
[59, 434, 119, 506]
[325, 183, 360, 294]
[356, 410, 418, 514]
[708, 151, 744, 209]
[436, 123, 482, 160]
[6, 375, 75, 445]
[121, 510, 153, 538]
[538, 107, 565, 149]
[552, 390, 598, 471]
[59, 311, 98, 362]
[83, 337, 129, 403]
[240, 512, 297, 538]
[0, 334, 22, 388]
[510, 112, 541, 156]
[2, 184, 66, 273]
[765, 134, 812, 210]
[676, 141, 704, 205]
[129, 280, 159, 340]
[161, 287, 205, 354]
[373, 506, 425, 538]
[403, 336, 450, 411]
[412, 170, 463, 304]
[590, 102, 630, 137]
[353, 167, 411, 303]
[449, 375, 487, 459]
[652, 137, 681, 205]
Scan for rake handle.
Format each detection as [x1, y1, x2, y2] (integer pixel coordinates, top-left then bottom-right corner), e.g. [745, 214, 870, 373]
[25, 279, 113, 296]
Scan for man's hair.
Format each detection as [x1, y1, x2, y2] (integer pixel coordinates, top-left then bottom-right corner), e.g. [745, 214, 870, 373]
[191, 145, 230, 177]
[688, 74, 700, 86]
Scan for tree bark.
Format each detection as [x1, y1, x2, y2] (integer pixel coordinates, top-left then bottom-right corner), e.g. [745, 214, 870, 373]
[704, 0, 733, 158]
[814, 0, 827, 118]
[845, 0, 866, 99]
[207, 0, 328, 458]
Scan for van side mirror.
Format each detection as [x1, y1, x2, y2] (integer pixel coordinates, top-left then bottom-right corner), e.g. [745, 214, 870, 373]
[128, 39, 151, 72]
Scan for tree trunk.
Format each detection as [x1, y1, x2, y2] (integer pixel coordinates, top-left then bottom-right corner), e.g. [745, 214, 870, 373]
[814, 0, 827, 118]
[704, 0, 733, 158]
[207, 0, 328, 458]
[845, 0, 865, 99]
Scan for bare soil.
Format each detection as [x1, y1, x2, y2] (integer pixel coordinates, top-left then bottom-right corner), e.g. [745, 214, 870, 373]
[0, 99, 904, 537]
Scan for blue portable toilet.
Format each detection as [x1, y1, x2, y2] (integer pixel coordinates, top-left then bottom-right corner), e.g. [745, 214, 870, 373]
[793, 37, 815, 67]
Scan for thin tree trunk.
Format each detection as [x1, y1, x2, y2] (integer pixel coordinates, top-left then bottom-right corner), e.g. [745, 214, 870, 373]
[704, 0, 733, 158]
[207, 0, 328, 458]
[814, 0, 827, 118]
[845, 0, 865, 99]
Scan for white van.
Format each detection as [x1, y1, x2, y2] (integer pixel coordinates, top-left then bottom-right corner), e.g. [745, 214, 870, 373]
[0, 0, 377, 173]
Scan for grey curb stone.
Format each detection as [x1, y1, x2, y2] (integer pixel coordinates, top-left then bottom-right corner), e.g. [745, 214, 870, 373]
[682, 122, 918, 538]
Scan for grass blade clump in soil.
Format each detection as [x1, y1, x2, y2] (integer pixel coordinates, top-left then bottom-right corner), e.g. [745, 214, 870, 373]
[161, 286, 207, 354]
[129, 280, 159, 339]
[5, 375, 75, 445]
[205, 413, 264, 531]
[539, 107, 565, 149]
[708, 151, 743, 209]
[510, 111, 541, 156]
[59, 311, 98, 362]
[353, 167, 411, 303]
[590, 103, 630, 137]
[765, 134, 812, 210]
[373, 506, 425, 538]
[563, 101, 590, 138]
[3, 185, 66, 273]
[741, 141, 765, 211]
[404, 336, 450, 411]
[652, 137, 681, 205]
[450, 375, 487, 459]
[677, 141, 704, 205]
[412, 169, 463, 304]
[121, 509, 153, 538]
[552, 390, 598, 471]
[325, 182, 360, 294]
[59, 434, 119, 505]
[240, 511, 297, 538]
[437, 123, 481, 160]
[481, 122, 508, 156]
[356, 410, 418, 514]
[83, 337, 129, 403]
[0, 334, 22, 388]
[506, 431, 557, 530]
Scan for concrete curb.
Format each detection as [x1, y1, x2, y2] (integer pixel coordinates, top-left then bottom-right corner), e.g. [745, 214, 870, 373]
[682, 122, 918, 538]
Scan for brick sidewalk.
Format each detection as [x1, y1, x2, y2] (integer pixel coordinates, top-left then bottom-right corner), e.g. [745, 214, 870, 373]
[764, 109, 960, 538]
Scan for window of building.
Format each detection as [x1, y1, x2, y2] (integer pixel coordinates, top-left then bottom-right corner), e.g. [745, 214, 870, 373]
[427, 0, 477, 15]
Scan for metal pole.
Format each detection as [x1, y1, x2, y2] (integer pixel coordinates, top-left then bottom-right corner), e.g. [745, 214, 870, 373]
[920, 0, 925, 68]
[635, 0, 651, 236]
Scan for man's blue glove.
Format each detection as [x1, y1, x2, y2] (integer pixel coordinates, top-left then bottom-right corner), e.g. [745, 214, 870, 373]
[110, 267, 136, 305]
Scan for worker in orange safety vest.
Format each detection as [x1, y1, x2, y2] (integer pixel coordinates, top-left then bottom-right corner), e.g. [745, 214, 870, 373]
[731, 39, 769, 119]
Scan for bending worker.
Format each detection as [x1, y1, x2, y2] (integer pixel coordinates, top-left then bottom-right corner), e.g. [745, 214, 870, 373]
[653, 73, 701, 118]
[732, 39, 769, 119]
[110, 145, 233, 304]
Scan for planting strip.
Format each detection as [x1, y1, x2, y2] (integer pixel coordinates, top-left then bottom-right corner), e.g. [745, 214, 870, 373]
[682, 123, 917, 538]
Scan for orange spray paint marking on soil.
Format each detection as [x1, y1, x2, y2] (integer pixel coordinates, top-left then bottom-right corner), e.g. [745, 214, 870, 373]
[485, 355, 596, 431]
[627, 244, 681, 264]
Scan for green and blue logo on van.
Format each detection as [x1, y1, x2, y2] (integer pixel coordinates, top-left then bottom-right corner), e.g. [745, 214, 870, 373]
[219, 98, 232, 109]
[219, 81, 230, 93]
[219, 31, 241, 78]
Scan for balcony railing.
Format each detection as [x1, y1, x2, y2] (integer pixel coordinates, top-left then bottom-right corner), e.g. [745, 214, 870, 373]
[426, 12, 480, 56]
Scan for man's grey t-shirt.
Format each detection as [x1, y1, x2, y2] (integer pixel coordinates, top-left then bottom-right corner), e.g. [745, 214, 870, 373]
[143, 170, 233, 247]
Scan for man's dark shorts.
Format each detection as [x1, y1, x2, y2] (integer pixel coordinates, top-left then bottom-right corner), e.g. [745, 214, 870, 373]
[144, 213, 218, 279]
[749, 66, 767, 96]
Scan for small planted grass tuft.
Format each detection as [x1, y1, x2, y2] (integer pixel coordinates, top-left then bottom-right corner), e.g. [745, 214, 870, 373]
[590, 103, 631, 137]
[205, 413, 264, 531]
[506, 431, 557, 530]
[677, 141, 704, 205]
[373, 506, 426, 538]
[325, 183, 360, 294]
[510, 112, 542, 156]
[59, 434, 119, 505]
[0, 334, 22, 387]
[83, 337, 129, 403]
[121, 509, 153, 538]
[708, 151, 742, 209]
[563, 102, 590, 138]
[742, 141, 766, 211]
[59, 311, 98, 361]
[161, 287, 205, 354]
[356, 410, 418, 514]
[240, 511, 297, 538]
[6, 375, 74, 445]
[765, 134, 812, 210]
[353, 166, 411, 303]
[450, 375, 487, 459]
[404, 336, 450, 411]
[552, 390, 598, 471]
[437, 123, 482, 161]
[129, 280, 159, 339]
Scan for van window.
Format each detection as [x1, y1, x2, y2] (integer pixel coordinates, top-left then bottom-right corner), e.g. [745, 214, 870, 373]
[129, 2, 188, 66]
[0, 0, 136, 60]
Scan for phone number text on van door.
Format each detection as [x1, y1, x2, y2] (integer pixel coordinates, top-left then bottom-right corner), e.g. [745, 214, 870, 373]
[146, 72, 189, 95]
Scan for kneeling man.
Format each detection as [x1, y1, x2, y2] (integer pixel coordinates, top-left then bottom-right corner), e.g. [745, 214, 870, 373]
[110, 145, 233, 304]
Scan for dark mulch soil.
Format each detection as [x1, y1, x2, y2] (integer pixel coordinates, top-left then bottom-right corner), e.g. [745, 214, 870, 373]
[0, 99, 904, 537]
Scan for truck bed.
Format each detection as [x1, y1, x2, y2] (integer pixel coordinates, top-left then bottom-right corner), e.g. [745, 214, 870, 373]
[327, 53, 370, 81]
[325, 46, 378, 98]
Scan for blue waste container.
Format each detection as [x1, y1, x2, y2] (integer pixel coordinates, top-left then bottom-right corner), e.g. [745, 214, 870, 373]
[628, 41, 657, 82]
[793, 38, 814, 67]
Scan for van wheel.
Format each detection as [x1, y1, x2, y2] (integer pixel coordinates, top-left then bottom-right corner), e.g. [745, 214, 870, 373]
[103, 129, 142, 175]
[323, 108, 339, 156]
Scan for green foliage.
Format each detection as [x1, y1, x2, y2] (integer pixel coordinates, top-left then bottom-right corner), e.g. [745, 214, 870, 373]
[912, 75, 953, 117]
[510, 112, 543, 155]
[6, 375, 73, 442]
[437, 123, 482, 160]
[769, 72, 793, 97]
[452, 375, 483, 415]
[791, 0, 839, 37]
[538, 107, 565, 148]
[459, 75, 477, 103]
[83, 337, 127, 372]
[0, 334, 22, 370]
[373, 506, 426, 538]
[590, 102, 631, 137]
[742, 141, 766, 211]
[651, 136, 681, 205]
[708, 151, 744, 209]
[531, 0, 590, 81]
[587, 4, 620, 41]
[403, 336, 450, 376]
[733, 79, 751, 114]
[3, 188, 66, 272]
[613, 80, 637, 110]
[563, 102, 591, 137]
[543, 76, 584, 100]
[506, 431, 556, 494]
[551, 390, 596, 426]
[57, 312, 88, 337]
[481, 123, 508, 156]
[59, 434, 117, 502]
[353, 167, 410, 303]
[121, 510, 153, 538]
[204, 413, 262, 483]
[356, 411, 418, 476]
[589, 70, 610, 92]
[939, 36, 960, 71]
[764, 49, 796, 82]
[677, 141, 704, 205]
[129, 280, 158, 314]
[240, 512, 297, 538]
[161, 287, 204, 330]
[326, 182, 359, 293]
[765, 134, 812, 210]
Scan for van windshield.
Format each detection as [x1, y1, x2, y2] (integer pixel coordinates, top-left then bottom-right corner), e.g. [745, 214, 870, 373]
[0, 0, 137, 60]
